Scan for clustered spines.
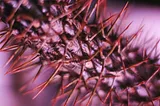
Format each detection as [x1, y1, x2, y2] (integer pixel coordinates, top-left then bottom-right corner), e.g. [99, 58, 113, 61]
[0, 0, 160, 106]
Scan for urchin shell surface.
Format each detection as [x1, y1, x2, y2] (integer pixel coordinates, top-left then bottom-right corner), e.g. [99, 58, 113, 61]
[0, 0, 160, 106]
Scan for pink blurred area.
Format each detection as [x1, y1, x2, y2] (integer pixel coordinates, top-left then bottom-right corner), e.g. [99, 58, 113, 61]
[1, 2, 160, 106]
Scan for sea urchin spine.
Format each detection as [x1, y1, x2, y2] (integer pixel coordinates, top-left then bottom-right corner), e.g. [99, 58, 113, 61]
[0, 0, 160, 106]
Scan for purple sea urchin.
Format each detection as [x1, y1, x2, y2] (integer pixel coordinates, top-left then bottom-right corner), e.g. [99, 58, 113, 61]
[0, 0, 160, 106]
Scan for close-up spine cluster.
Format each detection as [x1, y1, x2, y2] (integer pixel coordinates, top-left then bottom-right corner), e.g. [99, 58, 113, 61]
[0, 0, 160, 106]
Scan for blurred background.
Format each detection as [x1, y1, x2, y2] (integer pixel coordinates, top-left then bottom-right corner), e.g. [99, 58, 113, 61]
[1, 0, 160, 106]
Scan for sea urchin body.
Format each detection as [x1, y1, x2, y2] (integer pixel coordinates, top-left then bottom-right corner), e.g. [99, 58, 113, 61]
[0, 0, 160, 106]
